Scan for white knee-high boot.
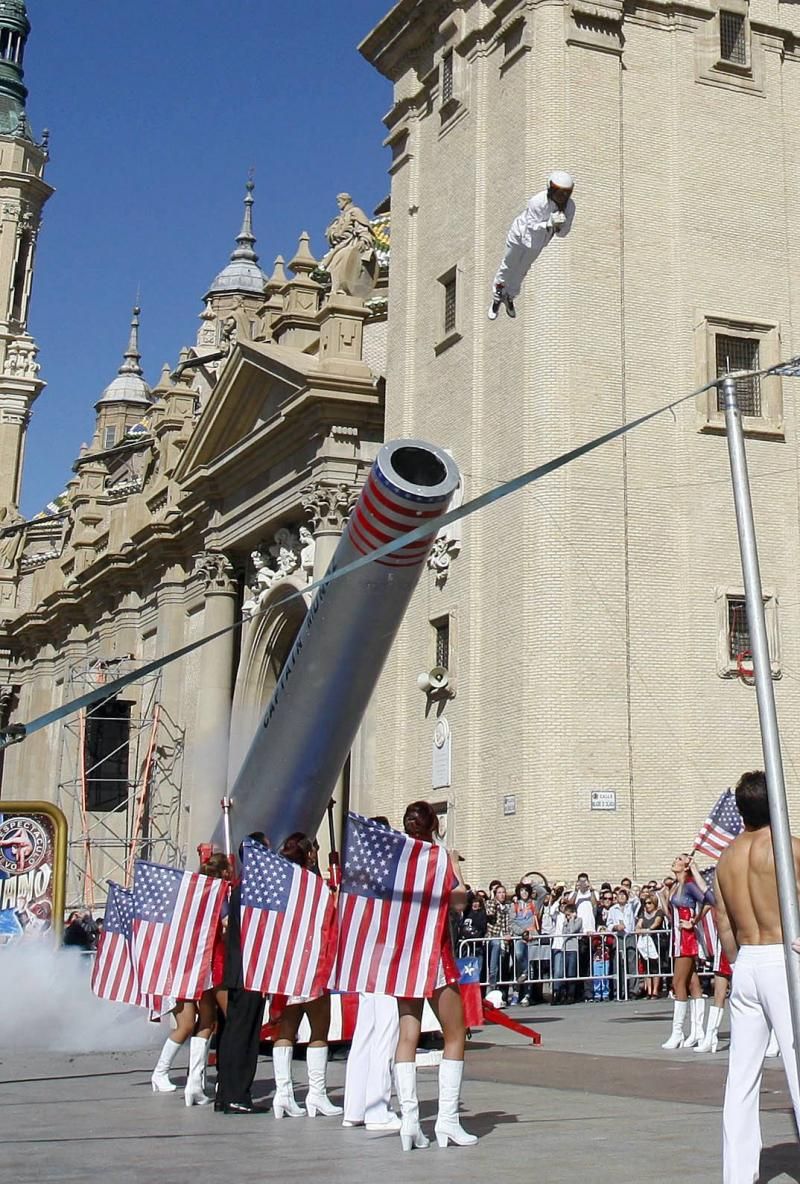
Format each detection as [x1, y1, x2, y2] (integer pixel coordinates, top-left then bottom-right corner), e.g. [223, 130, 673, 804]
[394, 1062, 429, 1151]
[151, 1037, 182, 1093]
[434, 1059, 477, 1148]
[694, 1005, 724, 1054]
[661, 1000, 688, 1049]
[684, 997, 706, 1049]
[272, 1046, 305, 1119]
[306, 1046, 343, 1117]
[184, 1036, 211, 1106]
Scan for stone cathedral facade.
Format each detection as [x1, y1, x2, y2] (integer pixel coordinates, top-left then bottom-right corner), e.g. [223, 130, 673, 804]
[3, 0, 800, 908]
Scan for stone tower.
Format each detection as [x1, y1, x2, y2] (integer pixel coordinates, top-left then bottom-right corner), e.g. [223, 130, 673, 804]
[0, 0, 51, 513]
[360, 0, 800, 882]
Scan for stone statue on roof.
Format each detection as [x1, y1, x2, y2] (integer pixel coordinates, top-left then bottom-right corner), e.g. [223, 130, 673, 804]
[0, 505, 24, 570]
[318, 193, 378, 299]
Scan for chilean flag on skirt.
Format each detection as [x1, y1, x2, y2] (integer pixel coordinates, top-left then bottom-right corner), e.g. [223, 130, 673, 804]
[332, 812, 455, 998]
[131, 860, 226, 1000]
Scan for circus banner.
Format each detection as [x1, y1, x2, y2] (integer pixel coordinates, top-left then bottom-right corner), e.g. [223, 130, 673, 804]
[0, 801, 67, 944]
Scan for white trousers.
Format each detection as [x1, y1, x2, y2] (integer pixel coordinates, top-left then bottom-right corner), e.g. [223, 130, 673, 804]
[342, 993, 399, 1125]
[492, 235, 544, 300]
[722, 945, 800, 1183]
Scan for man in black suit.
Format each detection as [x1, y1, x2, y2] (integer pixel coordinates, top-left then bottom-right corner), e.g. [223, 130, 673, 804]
[216, 832, 268, 1114]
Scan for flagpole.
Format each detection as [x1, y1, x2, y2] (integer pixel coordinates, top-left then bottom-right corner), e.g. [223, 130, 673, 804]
[721, 374, 800, 1082]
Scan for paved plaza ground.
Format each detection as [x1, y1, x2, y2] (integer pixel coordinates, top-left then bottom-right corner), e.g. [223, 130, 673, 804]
[1, 998, 798, 1183]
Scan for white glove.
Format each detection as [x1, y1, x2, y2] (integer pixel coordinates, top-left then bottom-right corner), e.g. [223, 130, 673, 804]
[549, 210, 566, 229]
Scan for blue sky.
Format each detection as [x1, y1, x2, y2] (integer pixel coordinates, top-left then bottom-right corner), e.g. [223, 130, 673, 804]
[20, 0, 394, 515]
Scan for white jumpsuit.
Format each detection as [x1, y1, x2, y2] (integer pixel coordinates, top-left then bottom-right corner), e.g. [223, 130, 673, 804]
[342, 992, 400, 1126]
[722, 945, 800, 1183]
[492, 190, 575, 300]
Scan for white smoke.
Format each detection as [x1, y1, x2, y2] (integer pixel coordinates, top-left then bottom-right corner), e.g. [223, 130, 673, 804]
[0, 944, 163, 1052]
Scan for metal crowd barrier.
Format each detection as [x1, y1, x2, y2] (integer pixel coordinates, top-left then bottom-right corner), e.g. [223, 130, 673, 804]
[458, 929, 676, 1003]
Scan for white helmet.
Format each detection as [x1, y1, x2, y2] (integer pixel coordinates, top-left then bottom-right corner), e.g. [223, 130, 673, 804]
[548, 170, 574, 191]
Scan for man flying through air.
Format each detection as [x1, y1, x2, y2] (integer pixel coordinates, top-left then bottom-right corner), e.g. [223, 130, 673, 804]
[488, 170, 575, 320]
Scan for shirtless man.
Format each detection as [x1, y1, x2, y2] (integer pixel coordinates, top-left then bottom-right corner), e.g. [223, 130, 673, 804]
[715, 769, 800, 1183]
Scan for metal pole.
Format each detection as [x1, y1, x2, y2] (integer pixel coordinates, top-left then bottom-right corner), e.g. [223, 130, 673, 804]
[721, 375, 800, 1082]
[220, 797, 232, 858]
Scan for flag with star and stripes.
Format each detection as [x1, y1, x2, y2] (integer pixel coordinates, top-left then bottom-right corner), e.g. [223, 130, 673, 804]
[131, 860, 226, 999]
[332, 812, 456, 998]
[91, 881, 140, 1005]
[693, 789, 744, 860]
[239, 839, 336, 998]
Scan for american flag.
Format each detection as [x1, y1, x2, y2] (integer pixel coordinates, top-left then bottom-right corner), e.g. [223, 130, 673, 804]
[239, 839, 336, 998]
[131, 860, 226, 999]
[91, 881, 139, 1006]
[332, 813, 455, 998]
[693, 789, 744, 860]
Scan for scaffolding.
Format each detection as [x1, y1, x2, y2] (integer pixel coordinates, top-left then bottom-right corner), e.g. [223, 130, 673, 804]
[55, 659, 185, 913]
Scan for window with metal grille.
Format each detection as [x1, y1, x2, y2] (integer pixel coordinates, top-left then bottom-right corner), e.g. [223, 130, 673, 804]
[434, 618, 450, 669]
[727, 597, 750, 661]
[85, 699, 132, 811]
[103, 426, 117, 450]
[441, 51, 454, 103]
[443, 275, 457, 334]
[715, 334, 761, 416]
[720, 11, 747, 64]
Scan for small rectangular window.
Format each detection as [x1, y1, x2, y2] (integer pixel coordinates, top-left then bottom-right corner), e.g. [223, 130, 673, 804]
[503, 21, 524, 58]
[434, 618, 450, 669]
[103, 426, 117, 450]
[715, 334, 761, 415]
[441, 51, 454, 103]
[443, 275, 457, 334]
[720, 11, 747, 64]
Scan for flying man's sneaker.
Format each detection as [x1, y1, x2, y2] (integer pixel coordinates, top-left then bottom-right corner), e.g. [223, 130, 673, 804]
[488, 297, 502, 321]
[504, 295, 516, 318]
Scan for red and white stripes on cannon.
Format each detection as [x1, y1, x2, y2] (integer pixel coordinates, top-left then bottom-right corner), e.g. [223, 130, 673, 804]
[347, 459, 449, 568]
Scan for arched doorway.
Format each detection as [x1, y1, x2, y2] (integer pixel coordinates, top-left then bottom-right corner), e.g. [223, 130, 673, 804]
[227, 577, 311, 785]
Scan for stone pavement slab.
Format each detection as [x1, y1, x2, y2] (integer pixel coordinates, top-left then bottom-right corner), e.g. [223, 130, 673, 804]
[0, 999, 797, 1184]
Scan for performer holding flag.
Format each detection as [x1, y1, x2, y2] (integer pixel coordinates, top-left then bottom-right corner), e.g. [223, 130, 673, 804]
[333, 804, 477, 1152]
[132, 857, 228, 1103]
[244, 832, 340, 1120]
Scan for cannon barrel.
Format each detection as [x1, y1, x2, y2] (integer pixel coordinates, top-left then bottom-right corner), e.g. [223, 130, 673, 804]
[215, 439, 460, 852]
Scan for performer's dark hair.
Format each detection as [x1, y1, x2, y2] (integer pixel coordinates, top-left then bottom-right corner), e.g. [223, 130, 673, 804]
[515, 882, 532, 900]
[735, 770, 771, 829]
[370, 815, 391, 827]
[402, 800, 439, 841]
[200, 852, 231, 879]
[281, 832, 315, 866]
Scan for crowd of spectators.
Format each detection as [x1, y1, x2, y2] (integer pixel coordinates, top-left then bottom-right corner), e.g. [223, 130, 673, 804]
[455, 870, 683, 1005]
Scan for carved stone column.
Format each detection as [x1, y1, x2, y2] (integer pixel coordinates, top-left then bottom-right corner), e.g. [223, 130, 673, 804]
[187, 551, 238, 857]
[301, 481, 359, 577]
[0, 682, 15, 791]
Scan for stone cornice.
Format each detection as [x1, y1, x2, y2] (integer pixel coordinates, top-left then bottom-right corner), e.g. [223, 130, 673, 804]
[359, 0, 452, 79]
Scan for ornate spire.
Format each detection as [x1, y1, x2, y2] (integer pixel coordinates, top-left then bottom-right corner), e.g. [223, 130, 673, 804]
[205, 179, 267, 298]
[0, 1, 31, 138]
[96, 305, 151, 406]
[118, 305, 144, 377]
[230, 178, 259, 264]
